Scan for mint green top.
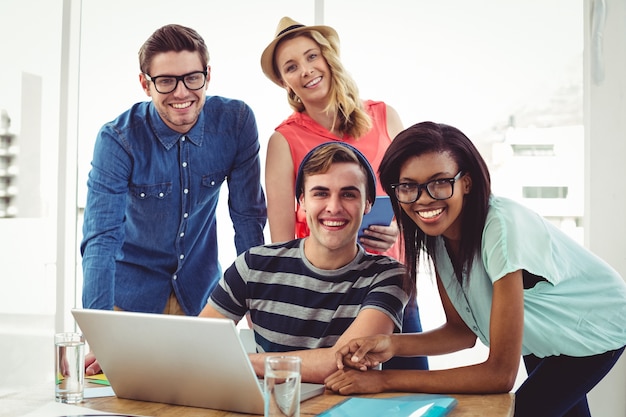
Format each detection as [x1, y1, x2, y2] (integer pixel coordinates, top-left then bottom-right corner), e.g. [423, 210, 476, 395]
[434, 195, 626, 357]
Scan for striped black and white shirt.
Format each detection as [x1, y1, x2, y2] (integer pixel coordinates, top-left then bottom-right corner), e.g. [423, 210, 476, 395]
[209, 238, 408, 353]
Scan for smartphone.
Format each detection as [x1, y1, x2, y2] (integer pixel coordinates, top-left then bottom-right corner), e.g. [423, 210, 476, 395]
[359, 196, 394, 240]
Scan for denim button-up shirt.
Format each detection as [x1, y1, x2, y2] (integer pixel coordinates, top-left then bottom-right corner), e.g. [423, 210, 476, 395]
[80, 96, 267, 315]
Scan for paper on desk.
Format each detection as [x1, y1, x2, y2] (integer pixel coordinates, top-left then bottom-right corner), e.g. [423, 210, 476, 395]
[18, 400, 135, 417]
[84, 386, 116, 398]
[85, 373, 111, 386]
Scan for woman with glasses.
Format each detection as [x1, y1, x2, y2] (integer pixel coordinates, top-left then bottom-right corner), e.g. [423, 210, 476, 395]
[261, 16, 428, 371]
[325, 121, 626, 417]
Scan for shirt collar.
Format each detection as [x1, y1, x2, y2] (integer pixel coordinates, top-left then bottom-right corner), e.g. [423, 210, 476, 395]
[148, 101, 205, 149]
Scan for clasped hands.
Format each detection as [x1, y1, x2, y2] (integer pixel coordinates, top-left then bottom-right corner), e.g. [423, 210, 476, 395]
[324, 334, 394, 394]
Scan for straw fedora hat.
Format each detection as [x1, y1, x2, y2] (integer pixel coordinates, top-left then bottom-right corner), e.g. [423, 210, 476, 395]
[260, 16, 339, 87]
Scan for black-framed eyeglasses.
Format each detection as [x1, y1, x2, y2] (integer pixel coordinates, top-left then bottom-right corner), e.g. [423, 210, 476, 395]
[391, 171, 464, 204]
[144, 70, 208, 94]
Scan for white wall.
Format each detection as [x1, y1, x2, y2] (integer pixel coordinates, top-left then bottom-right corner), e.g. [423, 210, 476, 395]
[584, 1, 626, 416]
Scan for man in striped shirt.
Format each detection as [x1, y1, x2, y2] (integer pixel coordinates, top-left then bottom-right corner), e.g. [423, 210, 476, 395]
[200, 142, 409, 383]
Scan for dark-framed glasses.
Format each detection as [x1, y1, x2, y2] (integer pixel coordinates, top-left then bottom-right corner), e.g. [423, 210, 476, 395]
[144, 70, 208, 94]
[391, 171, 464, 203]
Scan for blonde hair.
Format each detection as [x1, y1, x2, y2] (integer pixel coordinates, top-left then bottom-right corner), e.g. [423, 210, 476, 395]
[281, 30, 372, 139]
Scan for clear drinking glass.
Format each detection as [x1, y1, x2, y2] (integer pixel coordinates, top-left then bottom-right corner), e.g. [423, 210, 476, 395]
[54, 332, 85, 403]
[264, 356, 301, 417]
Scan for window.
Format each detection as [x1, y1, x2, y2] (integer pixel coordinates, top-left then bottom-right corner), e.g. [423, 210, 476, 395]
[511, 144, 556, 157]
[0, 0, 590, 397]
[523, 186, 569, 199]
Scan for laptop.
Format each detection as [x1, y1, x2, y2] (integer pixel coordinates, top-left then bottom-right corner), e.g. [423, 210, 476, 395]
[71, 308, 325, 414]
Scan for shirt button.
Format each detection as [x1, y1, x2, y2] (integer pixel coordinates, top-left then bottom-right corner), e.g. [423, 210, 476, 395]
[172, 275, 177, 280]
[182, 162, 188, 167]
[466, 307, 470, 312]
[183, 188, 189, 194]
[210, 180, 215, 186]
[139, 192, 146, 198]
[181, 136, 186, 142]
[472, 326, 478, 331]
[179, 254, 184, 260]
[158, 192, 164, 198]
[179, 232, 185, 238]
[183, 213, 189, 218]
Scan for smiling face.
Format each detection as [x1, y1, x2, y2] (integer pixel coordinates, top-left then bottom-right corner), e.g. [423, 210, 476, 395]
[299, 162, 371, 267]
[274, 35, 331, 106]
[140, 50, 209, 134]
[398, 151, 471, 242]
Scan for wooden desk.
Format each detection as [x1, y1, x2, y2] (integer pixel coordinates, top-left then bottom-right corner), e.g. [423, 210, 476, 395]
[83, 390, 515, 417]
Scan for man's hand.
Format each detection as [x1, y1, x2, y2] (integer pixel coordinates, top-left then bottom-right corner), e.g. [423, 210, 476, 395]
[85, 350, 102, 376]
[324, 368, 386, 395]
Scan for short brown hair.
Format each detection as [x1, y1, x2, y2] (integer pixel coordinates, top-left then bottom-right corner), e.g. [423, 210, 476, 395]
[296, 142, 376, 204]
[138, 24, 209, 75]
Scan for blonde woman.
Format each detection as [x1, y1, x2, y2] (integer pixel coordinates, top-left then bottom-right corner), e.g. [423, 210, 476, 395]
[261, 17, 427, 370]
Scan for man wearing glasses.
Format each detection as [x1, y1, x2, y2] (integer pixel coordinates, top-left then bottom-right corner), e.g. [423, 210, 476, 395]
[81, 24, 266, 374]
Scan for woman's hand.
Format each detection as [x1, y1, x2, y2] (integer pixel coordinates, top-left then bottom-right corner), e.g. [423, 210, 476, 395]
[359, 220, 398, 253]
[334, 334, 395, 371]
